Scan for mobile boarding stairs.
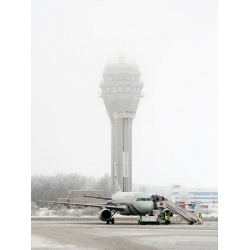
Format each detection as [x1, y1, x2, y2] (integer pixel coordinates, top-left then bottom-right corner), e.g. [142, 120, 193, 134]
[152, 195, 203, 225]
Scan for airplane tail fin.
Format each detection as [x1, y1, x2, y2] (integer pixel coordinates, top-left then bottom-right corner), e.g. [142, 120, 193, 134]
[114, 162, 121, 193]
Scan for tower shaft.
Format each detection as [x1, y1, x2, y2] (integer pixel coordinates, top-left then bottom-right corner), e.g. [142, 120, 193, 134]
[100, 56, 144, 194]
[111, 117, 132, 193]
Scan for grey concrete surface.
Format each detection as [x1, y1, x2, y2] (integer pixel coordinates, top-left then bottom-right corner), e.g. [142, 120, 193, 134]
[31, 216, 218, 221]
[31, 220, 218, 250]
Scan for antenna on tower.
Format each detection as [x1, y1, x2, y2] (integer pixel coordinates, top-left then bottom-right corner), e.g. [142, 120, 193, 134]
[117, 52, 126, 63]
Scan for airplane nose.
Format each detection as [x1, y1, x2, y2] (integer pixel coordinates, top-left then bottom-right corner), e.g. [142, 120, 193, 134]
[141, 202, 154, 214]
[149, 202, 154, 211]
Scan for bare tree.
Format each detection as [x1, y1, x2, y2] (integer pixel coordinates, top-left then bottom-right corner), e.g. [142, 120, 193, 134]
[93, 173, 111, 196]
[31, 201, 37, 216]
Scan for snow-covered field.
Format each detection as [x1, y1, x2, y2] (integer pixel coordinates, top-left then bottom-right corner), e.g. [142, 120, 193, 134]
[197, 205, 218, 218]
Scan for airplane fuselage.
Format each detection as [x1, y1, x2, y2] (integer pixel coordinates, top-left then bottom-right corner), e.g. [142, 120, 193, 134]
[111, 192, 154, 215]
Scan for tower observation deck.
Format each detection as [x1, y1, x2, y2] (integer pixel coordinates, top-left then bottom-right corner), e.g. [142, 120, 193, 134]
[100, 54, 144, 194]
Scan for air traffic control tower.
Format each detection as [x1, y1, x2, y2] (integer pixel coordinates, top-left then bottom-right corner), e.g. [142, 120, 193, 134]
[100, 54, 144, 194]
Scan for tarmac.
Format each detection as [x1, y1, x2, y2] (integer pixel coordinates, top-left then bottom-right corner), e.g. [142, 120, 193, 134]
[31, 219, 218, 250]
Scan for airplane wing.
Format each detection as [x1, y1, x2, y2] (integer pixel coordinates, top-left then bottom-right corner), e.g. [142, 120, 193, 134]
[179, 201, 213, 206]
[56, 202, 125, 212]
[37, 200, 58, 203]
[55, 202, 106, 208]
[37, 200, 125, 212]
[82, 195, 111, 200]
[105, 206, 125, 212]
[58, 202, 125, 212]
[37, 195, 112, 203]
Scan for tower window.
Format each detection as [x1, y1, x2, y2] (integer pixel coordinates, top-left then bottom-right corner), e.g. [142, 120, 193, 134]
[125, 87, 131, 93]
[111, 87, 116, 93]
[106, 87, 111, 93]
[132, 87, 137, 93]
[136, 88, 141, 94]
[118, 87, 124, 93]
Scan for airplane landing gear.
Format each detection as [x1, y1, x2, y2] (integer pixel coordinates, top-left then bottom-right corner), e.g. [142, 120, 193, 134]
[106, 218, 115, 224]
[106, 211, 117, 225]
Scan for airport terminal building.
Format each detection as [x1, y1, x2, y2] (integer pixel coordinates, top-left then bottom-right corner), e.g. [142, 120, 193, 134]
[171, 185, 218, 208]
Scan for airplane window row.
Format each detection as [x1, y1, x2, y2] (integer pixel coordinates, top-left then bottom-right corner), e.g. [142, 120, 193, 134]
[103, 87, 141, 94]
[136, 198, 151, 201]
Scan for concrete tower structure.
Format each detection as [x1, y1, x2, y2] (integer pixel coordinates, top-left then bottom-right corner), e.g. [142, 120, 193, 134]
[100, 54, 144, 194]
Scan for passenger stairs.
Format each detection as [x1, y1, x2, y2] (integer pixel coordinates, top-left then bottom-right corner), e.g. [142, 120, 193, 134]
[156, 200, 203, 225]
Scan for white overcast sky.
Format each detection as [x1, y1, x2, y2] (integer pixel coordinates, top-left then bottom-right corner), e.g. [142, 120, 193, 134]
[31, 0, 217, 188]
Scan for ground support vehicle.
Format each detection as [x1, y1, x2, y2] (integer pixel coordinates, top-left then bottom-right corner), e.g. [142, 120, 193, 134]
[155, 199, 203, 225]
[139, 215, 159, 225]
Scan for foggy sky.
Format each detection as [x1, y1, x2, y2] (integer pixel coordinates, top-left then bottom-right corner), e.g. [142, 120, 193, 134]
[31, 0, 217, 188]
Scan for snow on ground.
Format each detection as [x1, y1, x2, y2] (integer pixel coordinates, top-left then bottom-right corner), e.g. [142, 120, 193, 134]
[31, 234, 77, 249]
[201, 213, 218, 218]
[200, 206, 218, 218]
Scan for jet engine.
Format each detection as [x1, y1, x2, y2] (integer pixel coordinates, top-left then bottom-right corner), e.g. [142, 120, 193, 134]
[98, 209, 112, 221]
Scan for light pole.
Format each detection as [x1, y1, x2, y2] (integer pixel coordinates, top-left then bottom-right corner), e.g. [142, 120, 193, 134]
[195, 189, 201, 213]
[194, 189, 201, 201]
[181, 189, 187, 201]
[181, 189, 188, 208]
[195, 189, 201, 202]
[172, 189, 175, 203]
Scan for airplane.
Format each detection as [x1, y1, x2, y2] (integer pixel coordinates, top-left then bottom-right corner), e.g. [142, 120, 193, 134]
[38, 167, 209, 224]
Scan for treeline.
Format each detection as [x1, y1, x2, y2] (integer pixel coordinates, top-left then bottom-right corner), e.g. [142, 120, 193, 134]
[31, 173, 111, 202]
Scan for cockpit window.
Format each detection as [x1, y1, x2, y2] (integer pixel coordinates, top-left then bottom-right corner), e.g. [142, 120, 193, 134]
[136, 198, 141, 201]
[141, 198, 146, 201]
[146, 198, 150, 201]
